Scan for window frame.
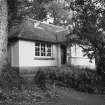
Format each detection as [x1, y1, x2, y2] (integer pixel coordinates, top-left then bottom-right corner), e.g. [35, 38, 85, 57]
[35, 42, 53, 58]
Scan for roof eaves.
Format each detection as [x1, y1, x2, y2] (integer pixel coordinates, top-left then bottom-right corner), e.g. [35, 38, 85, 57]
[17, 37, 58, 44]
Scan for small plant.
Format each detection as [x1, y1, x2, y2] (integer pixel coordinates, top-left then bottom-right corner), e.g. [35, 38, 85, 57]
[48, 70, 57, 84]
[34, 70, 48, 90]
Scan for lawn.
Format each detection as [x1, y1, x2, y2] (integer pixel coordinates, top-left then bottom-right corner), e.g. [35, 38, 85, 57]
[0, 79, 105, 105]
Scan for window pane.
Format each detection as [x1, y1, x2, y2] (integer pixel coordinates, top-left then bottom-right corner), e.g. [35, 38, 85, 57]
[41, 43, 45, 56]
[35, 42, 40, 56]
[36, 42, 40, 46]
[35, 47, 40, 51]
[46, 44, 52, 56]
[47, 48, 51, 52]
[35, 51, 40, 56]
[47, 52, 51, 56]
[47, 44, 51, 48]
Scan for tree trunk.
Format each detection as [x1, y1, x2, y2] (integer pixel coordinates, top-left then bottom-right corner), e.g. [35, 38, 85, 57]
[96, 52, 105, 86]
[0, 0, 8, 74]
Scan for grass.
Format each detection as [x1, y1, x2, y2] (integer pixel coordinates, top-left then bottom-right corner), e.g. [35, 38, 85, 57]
[0, 81, 54, 105]
[0, 78, 105, 105]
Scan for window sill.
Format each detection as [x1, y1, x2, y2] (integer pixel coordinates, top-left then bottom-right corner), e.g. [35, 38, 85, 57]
[34, 57, 55, 60]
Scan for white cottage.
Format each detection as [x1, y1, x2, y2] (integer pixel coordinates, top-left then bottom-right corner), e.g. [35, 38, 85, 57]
[8, 18, 96, 73]
[8, 18, 68, 71]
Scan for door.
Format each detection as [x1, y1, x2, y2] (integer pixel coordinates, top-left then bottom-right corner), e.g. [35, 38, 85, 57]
[61, 45, 67, 64]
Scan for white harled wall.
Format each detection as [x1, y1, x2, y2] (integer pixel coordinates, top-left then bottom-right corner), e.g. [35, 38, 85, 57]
[67, 44, 96, 69]
[10, 41, 19, 67]
[18, 40, 61, 67]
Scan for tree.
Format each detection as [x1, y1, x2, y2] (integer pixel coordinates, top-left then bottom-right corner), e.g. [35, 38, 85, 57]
[67, 0, 105, 83]
[7, 0, 53, 30]
[45, 0, 73, 26]
[7, 0, 22, 29]
[0, 0, 8, 74]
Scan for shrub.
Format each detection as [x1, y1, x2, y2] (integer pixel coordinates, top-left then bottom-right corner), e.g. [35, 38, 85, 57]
[48, 70, 57, 84]
[0, 63, 24, 90]
[34, 69, 48, 90]
[33, 67, 105, 94]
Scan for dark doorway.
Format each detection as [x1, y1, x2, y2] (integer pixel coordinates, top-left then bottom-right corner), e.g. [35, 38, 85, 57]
[61, 45, 67, 64]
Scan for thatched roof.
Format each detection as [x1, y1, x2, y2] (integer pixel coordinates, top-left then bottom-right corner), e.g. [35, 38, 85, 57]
[9, 18, 69, 43]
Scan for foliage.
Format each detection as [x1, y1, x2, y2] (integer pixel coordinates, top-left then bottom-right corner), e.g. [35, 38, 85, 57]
[7, 0, 53, 29]
[0, 74, 104, 105]
[7, 0, 73, 28]
[34, 69, 48, 90]
[65, 0, 105, 82]
[7, 0, 23, 29]
[0, 63, 24, 90]
[33, 67, 105, 94]
[45, 1, 73, 25]
[0, 85, 51, 105]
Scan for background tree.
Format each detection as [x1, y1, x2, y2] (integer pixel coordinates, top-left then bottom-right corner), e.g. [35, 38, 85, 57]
[45, 0, 73, 26]
[7, 0, 53, 29]
[67, 0, 105, 83]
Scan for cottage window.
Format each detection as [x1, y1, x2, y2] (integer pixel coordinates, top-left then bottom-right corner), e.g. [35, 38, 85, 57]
[46, 44, 52, 56]
[35, 42, 52, 57]
[41, 43, 46, 56]
[35, 42, 40, 56]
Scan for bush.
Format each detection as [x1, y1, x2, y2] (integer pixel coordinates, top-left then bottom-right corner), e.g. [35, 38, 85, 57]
[33, 67, 105, 94]
[0, 63, 24, 90]
[48, 70, 57, 84]
[34, 69, 48, 90]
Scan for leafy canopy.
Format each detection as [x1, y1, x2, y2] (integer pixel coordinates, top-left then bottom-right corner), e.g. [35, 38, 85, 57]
[7, 0, 53, 29]
[66, 0, 105, 60]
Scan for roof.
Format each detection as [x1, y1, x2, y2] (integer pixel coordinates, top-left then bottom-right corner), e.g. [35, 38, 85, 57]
[9, 18, 69, 43]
